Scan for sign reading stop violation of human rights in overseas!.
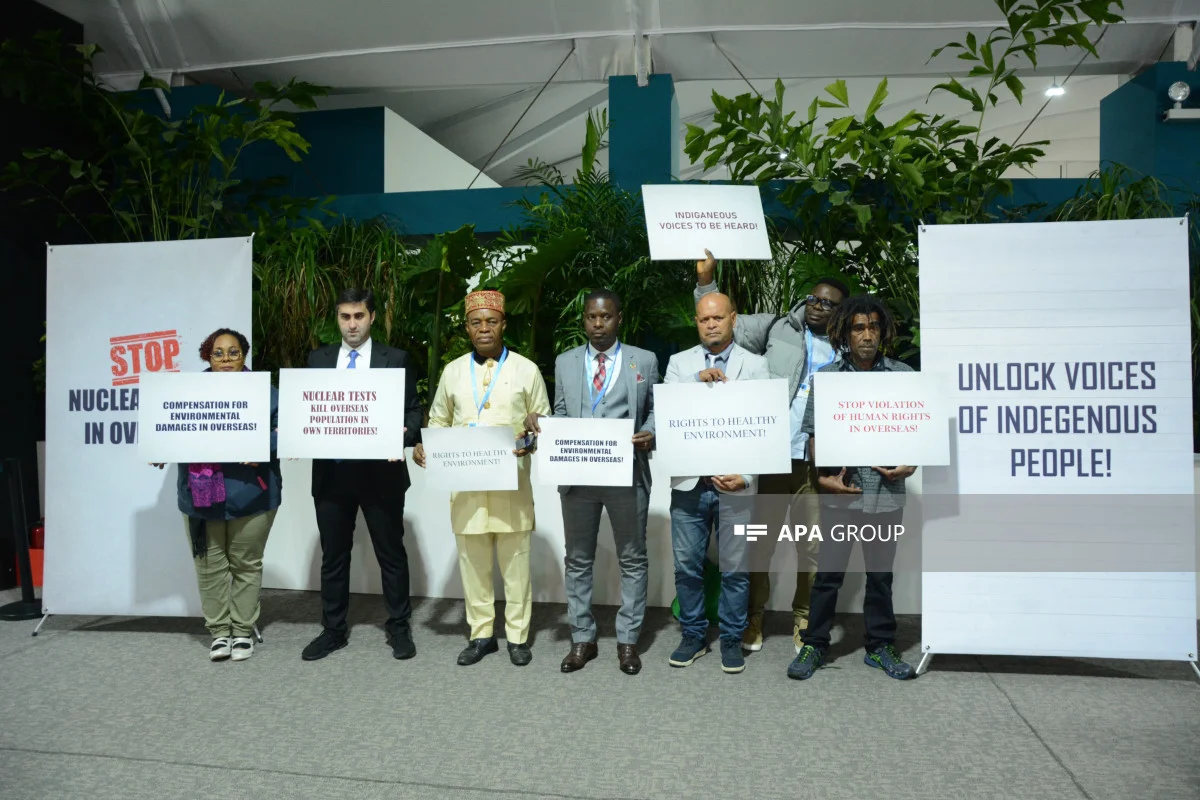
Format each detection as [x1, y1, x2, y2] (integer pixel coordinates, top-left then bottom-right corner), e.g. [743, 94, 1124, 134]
[420, 426, 518, 492]
[535, 418, 635, 487]
[137, 371, 271, 463]
[812, 371, 950, 467]
[641, 184, 771, 261]
[653, 379, 791, 477]
[276, 368, 406, 459]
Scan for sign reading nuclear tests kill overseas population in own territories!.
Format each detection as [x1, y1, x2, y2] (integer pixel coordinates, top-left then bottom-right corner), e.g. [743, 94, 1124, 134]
[641, 184, 772, 261]
[137, 371, 272, 463]
[276, 368, 406, 460]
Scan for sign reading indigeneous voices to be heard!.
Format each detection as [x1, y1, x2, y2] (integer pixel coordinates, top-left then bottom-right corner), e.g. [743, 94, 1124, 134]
[420, 426, 518, 492]
[137, 371, 271, 463]
[812, 371, 950, 467]
[641, 184, 771, 261]
[653, 379, 791, 477]
[535, 418, 635, 487]
[276, 368, 406, 459]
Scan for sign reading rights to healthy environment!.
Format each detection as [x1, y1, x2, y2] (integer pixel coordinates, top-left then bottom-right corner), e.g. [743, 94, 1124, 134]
[653, 379, 791, 477]
[812, 371, 950, 466]
[420, 426, 518, 492]
[641, 184, 771, 261]
[536, 418, 635, 487]
[137, 372, 271, 463]
[277, 369, 406, 459]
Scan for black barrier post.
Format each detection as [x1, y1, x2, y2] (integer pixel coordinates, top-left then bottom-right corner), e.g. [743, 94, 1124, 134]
[0, 457, 41, 621]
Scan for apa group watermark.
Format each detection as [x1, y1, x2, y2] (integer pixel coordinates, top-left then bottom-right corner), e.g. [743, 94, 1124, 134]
[734, 523, 906, 543]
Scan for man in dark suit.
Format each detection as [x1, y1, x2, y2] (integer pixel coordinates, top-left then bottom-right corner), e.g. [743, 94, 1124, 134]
[301, 288, 424, 662]
[523, 290, 658, 676]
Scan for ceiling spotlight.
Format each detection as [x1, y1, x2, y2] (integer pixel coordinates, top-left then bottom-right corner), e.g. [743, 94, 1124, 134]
[1168, 81, 1191, 109]
[777, 150, 788, 161]
[1045, 84, 1065, 97]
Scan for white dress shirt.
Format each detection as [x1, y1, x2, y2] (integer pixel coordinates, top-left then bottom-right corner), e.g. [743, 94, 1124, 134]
[337, 337, 373, 370]
[585, 341, 622, 390]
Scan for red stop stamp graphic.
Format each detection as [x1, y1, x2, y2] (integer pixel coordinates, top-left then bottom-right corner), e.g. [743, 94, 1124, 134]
[110, 329, 182, 386]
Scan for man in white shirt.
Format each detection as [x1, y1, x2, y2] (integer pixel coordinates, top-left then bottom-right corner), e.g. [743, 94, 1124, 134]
[300, 288, 424, 663]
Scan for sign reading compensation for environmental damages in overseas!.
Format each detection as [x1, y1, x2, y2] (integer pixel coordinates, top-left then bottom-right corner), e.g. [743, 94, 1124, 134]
[420, 426, 518, 492]
[535, 418, 635, 486]
[276, 368, 406, 459]
[137, 371, 271, 463]
[653, 379, 791, 476]
[641, 184, 771, 261]
[812, 371, 950, 467]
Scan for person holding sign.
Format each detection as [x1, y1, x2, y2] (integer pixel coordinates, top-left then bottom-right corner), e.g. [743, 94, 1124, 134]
[301, 289, 424, 663]
[665, 292, 770, 675]
[791, 295, 916, 682]
[696, 249, 849, 654]
[413, 289, 551, 667]
[522, 290, 659, 676]
[153, 328, 281, 663]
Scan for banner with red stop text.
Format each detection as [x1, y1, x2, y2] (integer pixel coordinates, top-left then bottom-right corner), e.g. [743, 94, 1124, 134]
[276, 368, 407, 460]
[44, 237, 253, 617]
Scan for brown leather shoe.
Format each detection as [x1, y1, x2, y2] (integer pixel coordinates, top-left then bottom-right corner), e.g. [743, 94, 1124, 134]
[617, 644, 642, 675]
[560, 642, 598, 672]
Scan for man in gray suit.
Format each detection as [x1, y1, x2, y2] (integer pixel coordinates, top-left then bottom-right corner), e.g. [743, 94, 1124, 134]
[664, 292, 771, 675]
[523, 290, 658, 675]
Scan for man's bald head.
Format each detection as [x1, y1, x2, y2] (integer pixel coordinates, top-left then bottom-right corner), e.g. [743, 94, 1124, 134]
[695, 292, 737, 353]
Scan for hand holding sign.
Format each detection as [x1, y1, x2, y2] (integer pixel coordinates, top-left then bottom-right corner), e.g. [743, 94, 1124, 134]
[696, 247, 717, 284]
[819, 468, 862, 494]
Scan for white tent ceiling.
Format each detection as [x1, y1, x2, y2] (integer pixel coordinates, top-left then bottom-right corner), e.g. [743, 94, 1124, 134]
[36, 0, 1200, 186]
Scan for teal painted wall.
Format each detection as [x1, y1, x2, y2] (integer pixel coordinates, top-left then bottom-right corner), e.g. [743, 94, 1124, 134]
[609, 75, 679, 191]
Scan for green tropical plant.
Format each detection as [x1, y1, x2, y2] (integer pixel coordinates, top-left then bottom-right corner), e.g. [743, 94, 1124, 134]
[491, 111, 694, 381]
[0, 31, 328, 244]
[682, 0, 1125, 357]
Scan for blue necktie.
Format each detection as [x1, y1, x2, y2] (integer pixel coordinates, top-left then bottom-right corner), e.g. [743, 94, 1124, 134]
[348, 350, 359, 368]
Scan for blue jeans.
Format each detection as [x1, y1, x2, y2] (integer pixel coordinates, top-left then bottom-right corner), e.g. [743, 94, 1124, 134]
[670, 483, 749, 644]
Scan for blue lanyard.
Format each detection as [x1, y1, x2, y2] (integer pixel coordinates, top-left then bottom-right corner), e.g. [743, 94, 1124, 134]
[801, 330, 835, 391]
[586, 343, 621, 414]
[470, 347, 508, 417]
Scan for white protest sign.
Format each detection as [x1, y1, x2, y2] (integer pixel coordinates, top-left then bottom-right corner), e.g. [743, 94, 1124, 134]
[652, 378, 791, 476]
[812, 371, 950, 466]
[138, 371, 271, 463]
[277, 368, 406, 459]
[642, 184, 771, 261]
[536, 418, 635, 487]
[421, 426, 518, 492]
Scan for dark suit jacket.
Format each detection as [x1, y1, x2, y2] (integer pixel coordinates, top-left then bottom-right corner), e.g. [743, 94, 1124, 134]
[307, 341, 423, 498]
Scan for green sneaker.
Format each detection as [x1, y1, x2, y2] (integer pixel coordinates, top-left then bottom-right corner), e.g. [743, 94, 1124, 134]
[787, 644, 825, 680]
[864, 644, 914, 680]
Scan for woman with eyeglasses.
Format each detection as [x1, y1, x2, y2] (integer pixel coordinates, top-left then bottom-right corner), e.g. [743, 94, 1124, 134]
[153, 328, 281, 662]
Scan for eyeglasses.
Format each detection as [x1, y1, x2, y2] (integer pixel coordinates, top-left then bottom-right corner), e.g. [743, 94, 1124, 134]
[212, 349, 243, 361]
[805, 296, 841, 311]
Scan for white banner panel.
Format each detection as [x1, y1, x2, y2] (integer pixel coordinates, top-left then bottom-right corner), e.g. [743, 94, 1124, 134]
[536, 418, 635, 486]
[652, 378, 791, 476]
[421, 426, 518, 491]
[812, 371, 951, 466]
[44, 236, 253, 617]
[276, 368, 406, 460]
[642, 184, 771, 261]
[918, 218, 1197, 662]
[138, 371, 271, 463]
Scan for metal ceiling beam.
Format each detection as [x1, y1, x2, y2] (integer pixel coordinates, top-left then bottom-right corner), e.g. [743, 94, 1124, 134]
[423, 87, 539, 134]
[471, 87, 609, 169]
[123, 15, 1192, 76]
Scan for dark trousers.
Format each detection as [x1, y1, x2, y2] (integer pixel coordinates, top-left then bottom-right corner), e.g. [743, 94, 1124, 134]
[314, 462, 411, 637]
[802, 507, 902, 651]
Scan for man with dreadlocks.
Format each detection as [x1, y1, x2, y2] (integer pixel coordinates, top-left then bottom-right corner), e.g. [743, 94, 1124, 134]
[789, 293, 917, 681]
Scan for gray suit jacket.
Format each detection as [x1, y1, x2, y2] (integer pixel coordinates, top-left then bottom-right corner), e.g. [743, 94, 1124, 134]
[663, 342, 770, 495]
[551, 342, 659, 494]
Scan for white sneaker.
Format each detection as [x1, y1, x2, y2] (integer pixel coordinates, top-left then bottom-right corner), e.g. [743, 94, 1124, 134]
[210, 637, 232, 661]
[230, 637, 254, 661]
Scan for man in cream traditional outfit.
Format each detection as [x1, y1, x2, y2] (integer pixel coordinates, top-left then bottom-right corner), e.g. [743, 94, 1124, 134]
[524, 289, 658, 676]
[664, 292, 770, 675]
[413, 289, 551, 667]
